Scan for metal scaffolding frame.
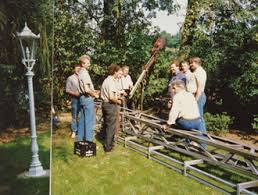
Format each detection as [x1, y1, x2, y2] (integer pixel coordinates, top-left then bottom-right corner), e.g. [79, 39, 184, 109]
[95, 102, 258, 194]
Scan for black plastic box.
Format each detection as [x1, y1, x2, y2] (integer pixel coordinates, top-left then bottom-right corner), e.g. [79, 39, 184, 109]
[74, 141, 96, 157]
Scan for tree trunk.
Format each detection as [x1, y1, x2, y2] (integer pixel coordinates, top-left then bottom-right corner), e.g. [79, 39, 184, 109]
[180, 0, 199, 47]
[102, 0, 116, 42]
[115, 0, 123, 48]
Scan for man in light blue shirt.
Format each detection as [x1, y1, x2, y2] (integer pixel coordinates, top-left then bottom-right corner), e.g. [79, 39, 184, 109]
[66, 64, 81, 138]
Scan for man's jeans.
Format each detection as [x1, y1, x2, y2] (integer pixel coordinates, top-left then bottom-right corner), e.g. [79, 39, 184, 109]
[71, 97, 80, 133]
[197, 92, 206, 117]
[197, 92, 207, 133]
[176, 118, 205, 133]
[102, 102, 118, 151]
[176, 117, 207, 148]
[77, 96, 96, 142]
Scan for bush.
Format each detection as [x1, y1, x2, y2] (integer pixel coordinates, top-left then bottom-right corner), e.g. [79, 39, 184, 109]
[204, 112, 233, 135]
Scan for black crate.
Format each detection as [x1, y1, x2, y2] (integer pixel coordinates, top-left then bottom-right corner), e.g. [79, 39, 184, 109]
[74, 141, 96, 157]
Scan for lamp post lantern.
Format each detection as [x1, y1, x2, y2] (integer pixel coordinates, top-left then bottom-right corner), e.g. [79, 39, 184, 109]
[17, 22, 46, 177]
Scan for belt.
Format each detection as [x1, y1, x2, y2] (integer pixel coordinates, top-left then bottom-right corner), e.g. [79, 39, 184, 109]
[80, 93, 90, 97]
[180, 116, 201, 120]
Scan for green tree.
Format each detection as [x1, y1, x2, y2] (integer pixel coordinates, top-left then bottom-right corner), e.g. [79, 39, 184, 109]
[160, 31, 180, 48]
[0, 0, 53, 129]
[181, 0, 258, 129]
[54, 0, 180, 109]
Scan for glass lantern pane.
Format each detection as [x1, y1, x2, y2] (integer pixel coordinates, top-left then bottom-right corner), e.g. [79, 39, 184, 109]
[31, 40, 38, 60]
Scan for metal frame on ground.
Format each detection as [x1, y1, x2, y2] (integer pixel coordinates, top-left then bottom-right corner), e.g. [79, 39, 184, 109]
[95, 101, 258, 194]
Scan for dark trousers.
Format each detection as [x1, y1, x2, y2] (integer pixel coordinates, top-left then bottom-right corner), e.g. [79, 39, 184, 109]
[102, 102, 118, 151]
[124, 97, 134, 110]
[115, 107, 121, 137]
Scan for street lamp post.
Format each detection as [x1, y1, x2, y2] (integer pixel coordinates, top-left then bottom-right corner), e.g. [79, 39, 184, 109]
[17, 22, 46, 177]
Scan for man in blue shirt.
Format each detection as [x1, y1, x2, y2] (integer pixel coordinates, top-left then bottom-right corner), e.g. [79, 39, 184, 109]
[167, 60, 186, 107]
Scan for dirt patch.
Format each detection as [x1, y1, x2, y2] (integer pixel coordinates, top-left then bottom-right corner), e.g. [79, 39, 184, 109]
[219, 129, 258, 148]
[0, 185, 10, 195]
[58, 112, 71, 123]
[0, 118, 50, 144]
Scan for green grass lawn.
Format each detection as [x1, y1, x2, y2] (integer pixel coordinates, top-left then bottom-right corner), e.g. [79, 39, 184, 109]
[0, 130, 50, 195]
[52, 114, 221, 195]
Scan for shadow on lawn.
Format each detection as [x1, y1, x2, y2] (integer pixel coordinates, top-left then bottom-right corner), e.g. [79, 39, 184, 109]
[154, 148, 258, 193]
[0, 133, 50, 195]
[196, 164, 258, 194]
[52, 122, 73, 164]
[54, 145, 70, 163]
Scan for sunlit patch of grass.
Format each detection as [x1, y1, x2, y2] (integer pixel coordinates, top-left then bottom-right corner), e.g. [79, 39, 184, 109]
[52, 118, 221, 195]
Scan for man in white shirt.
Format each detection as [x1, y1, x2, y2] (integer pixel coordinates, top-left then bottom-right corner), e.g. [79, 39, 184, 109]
[121, 66, 133, 93]
[189, 57, 207, 117]
[163, 80, 204, 133]
[190, 57, 207, 133]
[77, 55, 99, 143]
[115, 68, 126, 139]
[121, 65, 134, 109]
[65, 64, 81, 138]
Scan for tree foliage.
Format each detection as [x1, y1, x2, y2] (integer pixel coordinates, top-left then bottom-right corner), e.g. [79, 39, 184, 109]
[0, 0, 53, 129]
[160, 31, 180, 48]
[2, 0, 256, 131]
[181, 0, 258, 128]
[54, 0, 179, 110]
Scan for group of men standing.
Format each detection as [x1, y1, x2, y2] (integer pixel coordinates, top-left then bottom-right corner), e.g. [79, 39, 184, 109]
[163, 57, 207, 145]
[65, 54, 207, 153]
[65, 55, 133, 152]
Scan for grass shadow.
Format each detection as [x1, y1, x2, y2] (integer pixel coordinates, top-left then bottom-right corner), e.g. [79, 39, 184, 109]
[0, 132, 50, 195]
[54, 144, 70, 164]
